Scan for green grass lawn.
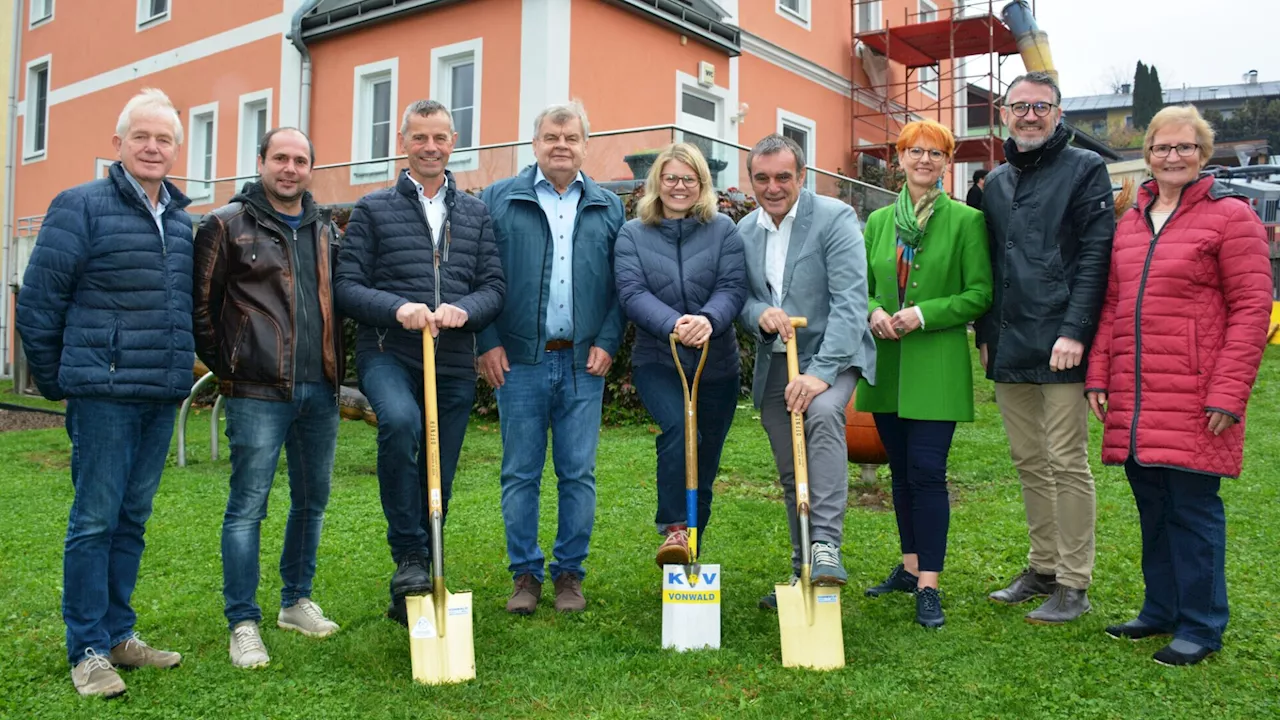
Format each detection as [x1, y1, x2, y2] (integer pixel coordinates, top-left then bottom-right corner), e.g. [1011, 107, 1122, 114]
[2, 349, 1278, 719]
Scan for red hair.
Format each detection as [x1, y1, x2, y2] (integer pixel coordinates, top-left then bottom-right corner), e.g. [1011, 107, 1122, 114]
[896, 120, 956, 157]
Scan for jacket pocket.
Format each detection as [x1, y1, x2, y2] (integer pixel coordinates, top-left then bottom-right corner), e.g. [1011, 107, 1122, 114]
[108, 316, 121, 385]
[228, 314, 248, 375]
[1187, 317, 1199, 374]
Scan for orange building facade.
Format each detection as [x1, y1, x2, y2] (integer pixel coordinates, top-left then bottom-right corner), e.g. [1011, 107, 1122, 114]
[3, 0, 957, 373]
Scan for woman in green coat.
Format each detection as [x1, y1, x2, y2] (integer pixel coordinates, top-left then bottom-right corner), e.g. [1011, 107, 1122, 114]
[856, 120, 992, 628]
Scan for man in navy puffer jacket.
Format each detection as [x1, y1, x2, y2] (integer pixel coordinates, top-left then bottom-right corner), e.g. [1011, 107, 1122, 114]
[17, 89, 193, 699]
[335, 100, 504, 626]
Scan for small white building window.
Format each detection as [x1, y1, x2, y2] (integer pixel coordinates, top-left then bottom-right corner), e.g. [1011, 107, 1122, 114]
[778, 109, 817, 191]
[431, 39, 482, 171]
[137, 0, 169, 29]
[29, 0, 53, 28]
[23, 56, 51, 162]
[918, 1, 939, 97]
[236, 90, 273, 179]
[857, 0, 881, 32]
[186, 102, 218, 204]
[351, 58, 398, 184]
[777, 0, 810, 29]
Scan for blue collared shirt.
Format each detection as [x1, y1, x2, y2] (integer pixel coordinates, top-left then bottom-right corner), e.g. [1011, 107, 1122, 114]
[534, 166, 584, 341]
[122, 169, 171, 241]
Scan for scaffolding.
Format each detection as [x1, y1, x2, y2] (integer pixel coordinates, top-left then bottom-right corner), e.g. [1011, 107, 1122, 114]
[851, 0, 1033, 171]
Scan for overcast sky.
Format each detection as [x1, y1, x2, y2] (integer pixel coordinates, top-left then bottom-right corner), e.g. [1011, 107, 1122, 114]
[984, 0, 1274, 98]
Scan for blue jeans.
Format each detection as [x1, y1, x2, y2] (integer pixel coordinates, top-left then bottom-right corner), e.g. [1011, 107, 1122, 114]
[357, 352, 475, 570]
[221, 381, 338, 629]
[633, 363, 738, 537]
[496, 349, 604, 582]
[873, 413, 956, 573]
[62, 398, 178, 665]
[1125, 458, 1229, 650]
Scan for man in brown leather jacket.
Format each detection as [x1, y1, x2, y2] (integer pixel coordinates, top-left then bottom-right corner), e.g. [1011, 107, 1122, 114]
[192, 127, 345, 669]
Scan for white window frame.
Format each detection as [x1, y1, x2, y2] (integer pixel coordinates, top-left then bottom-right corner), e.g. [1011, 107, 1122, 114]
[430, 38, 483, 172]
[776, 0, 810, 29]
[29, 0, 54, 29]
[95, 158, 113, 179]
[236, 89, 274, 180]
[856, 0, 881, 32]
[137, 0, 170, 30]
[674, 70, 737, 189]
[186, 102, 219, 205]
[918, 0, 939, 98]
[23, 55, 51, 164]
[777, 109, 817, 191]
[350, 58, 399, 185]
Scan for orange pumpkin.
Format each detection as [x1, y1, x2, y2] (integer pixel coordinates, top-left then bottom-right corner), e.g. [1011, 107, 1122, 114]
[845, 391, 888, 465]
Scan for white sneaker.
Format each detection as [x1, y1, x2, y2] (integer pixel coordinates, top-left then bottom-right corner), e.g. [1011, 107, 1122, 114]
[277, 598, 340, 638]
[229, 621, 270, 668]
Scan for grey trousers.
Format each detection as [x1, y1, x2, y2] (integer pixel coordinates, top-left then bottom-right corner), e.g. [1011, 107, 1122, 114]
[760, 355, 857, 573]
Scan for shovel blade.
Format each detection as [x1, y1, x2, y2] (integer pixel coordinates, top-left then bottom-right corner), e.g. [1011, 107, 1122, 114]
[660, 564, 721, 651]
[406, 591, 476, 684]
[776, 582, 844, 670]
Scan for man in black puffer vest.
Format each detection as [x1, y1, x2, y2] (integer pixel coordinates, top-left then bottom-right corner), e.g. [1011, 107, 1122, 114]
[335, 100, 504, 625]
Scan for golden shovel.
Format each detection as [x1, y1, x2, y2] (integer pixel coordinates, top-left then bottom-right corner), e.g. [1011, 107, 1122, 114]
[406, 329, 475, 685]
[774, 317, 845, 670]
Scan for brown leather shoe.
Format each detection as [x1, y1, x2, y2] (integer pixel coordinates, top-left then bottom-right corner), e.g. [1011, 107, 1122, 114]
[655, 527, 690, 566]
[554, 574, 586, 613]
[506, 573, 542, 615]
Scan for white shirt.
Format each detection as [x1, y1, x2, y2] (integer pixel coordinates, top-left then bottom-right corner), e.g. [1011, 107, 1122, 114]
[407, 171, 446, 247]
[757, 201, 800, 352]
[1150, 209, 1173, 233]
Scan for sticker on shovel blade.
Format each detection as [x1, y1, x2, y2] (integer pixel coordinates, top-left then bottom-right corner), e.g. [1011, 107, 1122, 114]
[448, 606, 469, 616]
[411, 616, 437, 638]
[817, 594, 839, 604]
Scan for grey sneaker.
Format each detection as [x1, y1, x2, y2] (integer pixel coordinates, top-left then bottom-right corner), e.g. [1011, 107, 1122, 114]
[810, 542, 848, 586]
[1026, 586, 1092, 625]
[278, 598, 340, 638]
[229, 621, 270, 668]
[71, 649, 126, 699]
[109, 633, 181, 670]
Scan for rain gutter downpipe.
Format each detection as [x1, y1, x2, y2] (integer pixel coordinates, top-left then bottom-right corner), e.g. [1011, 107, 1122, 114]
[289, 0, 322, 134]
[3, 0, 26, 377]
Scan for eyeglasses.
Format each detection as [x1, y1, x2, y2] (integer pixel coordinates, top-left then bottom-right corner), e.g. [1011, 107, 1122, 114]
[661, 173, 701, 188]
[1148, 143, 1200, 159]
[1008, 101, 1058, 117]
[905, 147, 947, 161]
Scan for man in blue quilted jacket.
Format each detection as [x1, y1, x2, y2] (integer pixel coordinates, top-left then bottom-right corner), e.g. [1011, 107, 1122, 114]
[16, 88, 193, 699]
[334, 99, 504, 626]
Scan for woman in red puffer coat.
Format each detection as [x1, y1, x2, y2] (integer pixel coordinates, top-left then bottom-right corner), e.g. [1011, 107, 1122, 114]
[1085, 104, 1273, 667]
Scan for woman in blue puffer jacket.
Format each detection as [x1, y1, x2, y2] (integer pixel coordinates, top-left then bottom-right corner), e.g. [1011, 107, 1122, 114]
[614, 142, 747, 565]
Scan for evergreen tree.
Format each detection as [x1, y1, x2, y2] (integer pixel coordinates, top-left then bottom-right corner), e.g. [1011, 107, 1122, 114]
[1132, 60, 1161, 130]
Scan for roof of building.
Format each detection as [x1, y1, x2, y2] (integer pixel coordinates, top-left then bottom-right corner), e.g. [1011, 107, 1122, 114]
[1062, 79, 1280, 113]
[301, 0, 739, 53]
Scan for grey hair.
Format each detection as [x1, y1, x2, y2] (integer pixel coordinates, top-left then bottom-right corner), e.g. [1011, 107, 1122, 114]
[401, 99, 454, 137]
[1006, 71, 1062, 105]
[747, 133, 806, 174]
[532, 100, 590, 140]
[115, 88, 184, 145]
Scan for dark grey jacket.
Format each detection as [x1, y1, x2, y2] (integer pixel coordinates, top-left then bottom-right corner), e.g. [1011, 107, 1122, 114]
[614, 213, 747, 381]
[977, 124, 1115, 384]
[335, 169, 505, 376]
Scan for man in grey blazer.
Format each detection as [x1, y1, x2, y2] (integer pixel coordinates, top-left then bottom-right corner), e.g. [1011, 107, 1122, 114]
[738, 134, 876, 610]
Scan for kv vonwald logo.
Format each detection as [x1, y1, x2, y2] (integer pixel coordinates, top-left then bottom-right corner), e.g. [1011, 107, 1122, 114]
[663, 570, 721, 604]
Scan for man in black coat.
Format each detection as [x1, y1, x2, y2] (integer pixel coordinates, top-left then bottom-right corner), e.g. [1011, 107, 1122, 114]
[977, 72, 1114, 624]
[966, 168, 987, 209]
[335, 100, 504, 625]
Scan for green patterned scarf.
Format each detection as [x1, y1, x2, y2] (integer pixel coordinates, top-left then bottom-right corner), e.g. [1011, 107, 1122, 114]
[893, 186, 944, 250]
